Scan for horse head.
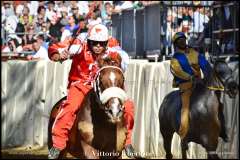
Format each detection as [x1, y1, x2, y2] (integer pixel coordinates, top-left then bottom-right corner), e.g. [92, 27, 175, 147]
[94, 52, 127, 123]
[212, 58, 238, 98]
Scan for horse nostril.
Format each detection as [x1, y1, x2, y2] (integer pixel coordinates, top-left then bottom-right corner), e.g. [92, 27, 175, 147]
[108, 110, 113, 115]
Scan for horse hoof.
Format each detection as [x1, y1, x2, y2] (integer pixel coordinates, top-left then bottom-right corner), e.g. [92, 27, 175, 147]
[166, 153, 173, 159]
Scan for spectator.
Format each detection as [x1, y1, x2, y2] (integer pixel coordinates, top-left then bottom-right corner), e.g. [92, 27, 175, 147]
[15, 22, 25, 43]
[189, 6, 209, 34]
[179, 7, 192, 33]
[71, 6, 81, 20]
[163, 9, 177, 55]
[61, 14, 79, 42]
[59, 6, 69, 26]
[35, 15, 45, 32]
[19, 6, 34, 26]
[35, 33, 48, 49]
[65, 15, 79, 32]
[132, 1, 144, 9]
[22, 24, 36, 46]
[27, 36, 49, 61]
[75, 16, 88, 42]
[15, 1, 29, 17]
[2, 1, 15, 20]
[28, 1, 39, 16]
[55, 1, 65, 14]
[114, 1, 133, 12]
[2, 35, 23, 54]
[78, 1, 89, 16]
[48, 13, 64, 42]
[37, 5, 47, 21]
[45, 1, 56, 22]
[87, 8, 102, 28]
[189, 5, 209, 49]
[102, 2, 113, 27]
[38, 1, 45, 7]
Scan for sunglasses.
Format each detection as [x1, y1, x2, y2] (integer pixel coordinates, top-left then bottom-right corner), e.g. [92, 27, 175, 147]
[89, 40, 108, 47]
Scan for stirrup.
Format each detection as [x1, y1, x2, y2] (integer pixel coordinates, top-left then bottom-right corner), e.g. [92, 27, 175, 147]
[124, 144, 135, 158]
[48, 147, 61, 159]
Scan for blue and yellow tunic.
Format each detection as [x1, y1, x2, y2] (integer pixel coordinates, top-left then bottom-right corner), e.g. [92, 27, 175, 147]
[170, 48, 211, 86]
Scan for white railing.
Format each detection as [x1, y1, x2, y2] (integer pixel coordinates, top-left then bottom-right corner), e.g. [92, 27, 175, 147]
[1, 60, 239, 158]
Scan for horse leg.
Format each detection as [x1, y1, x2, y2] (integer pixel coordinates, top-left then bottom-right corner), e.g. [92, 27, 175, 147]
[207, 151, 220, 159]
[58, 149, 68, 159]
[218, 102, 228, 141]
[202, 135, 220, 159]
[80, 140, 99, 159]
[181, 140, 188, 159]
[161, 127, 174, 159]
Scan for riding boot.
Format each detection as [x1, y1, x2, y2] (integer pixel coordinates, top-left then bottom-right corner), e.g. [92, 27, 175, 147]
[123, 99, 135, 158]
[178, 82, 192, 140]
[48, 147, 61, 159]
[124, 144, 135, 158]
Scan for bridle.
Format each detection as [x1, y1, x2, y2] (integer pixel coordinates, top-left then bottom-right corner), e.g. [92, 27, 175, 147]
[207, 68, 233, 92]
[93, 66, 127, 110]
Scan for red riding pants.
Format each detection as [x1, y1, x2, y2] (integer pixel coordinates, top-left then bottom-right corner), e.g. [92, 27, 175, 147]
[52, 83, 134, 150]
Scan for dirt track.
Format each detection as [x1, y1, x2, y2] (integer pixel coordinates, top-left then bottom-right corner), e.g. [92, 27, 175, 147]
[1, 146, 48, 159]
[1, 146, 132, 159]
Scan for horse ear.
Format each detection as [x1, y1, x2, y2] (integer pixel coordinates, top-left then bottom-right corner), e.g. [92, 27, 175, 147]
[225, 56, 230, 63]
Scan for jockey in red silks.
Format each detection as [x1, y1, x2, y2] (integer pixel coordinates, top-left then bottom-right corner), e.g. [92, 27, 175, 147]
[48, 24, 135, 159]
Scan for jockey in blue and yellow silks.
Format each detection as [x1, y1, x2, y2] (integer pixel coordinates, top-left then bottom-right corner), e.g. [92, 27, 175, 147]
[170, 32, 211, 139]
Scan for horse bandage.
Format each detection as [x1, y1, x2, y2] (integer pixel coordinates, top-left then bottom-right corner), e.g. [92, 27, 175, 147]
[100, 87, 128, 104]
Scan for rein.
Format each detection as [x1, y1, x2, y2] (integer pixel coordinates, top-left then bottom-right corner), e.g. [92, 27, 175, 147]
[206, 69, 232, 92]
[95, 66, 124, 79]
[207, 86, 225, 91]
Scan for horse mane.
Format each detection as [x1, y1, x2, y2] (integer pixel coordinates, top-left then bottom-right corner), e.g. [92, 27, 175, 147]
[97, 53, 122, 69]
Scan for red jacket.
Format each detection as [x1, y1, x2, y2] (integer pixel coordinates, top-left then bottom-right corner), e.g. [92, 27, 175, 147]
[48, 38, 120, 88]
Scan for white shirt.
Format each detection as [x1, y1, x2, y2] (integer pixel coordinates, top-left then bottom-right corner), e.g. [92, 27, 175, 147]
[33, 46, 50, 61]
[78, 1, 89, 15]
[116, 1, 133, 10]
[88, 18, 102, 28]
[190, 11, 209, 33]
[29, 1, 39, 16]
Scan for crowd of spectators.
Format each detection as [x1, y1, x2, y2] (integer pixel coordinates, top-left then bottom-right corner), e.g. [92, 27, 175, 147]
[161, 1, 239, 55]
[1, 1, 160, 61]
[1, 1, 238, 61]
[162, 2, 212, 54]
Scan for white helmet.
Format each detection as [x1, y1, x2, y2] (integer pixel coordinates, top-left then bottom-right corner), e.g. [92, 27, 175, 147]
[87, 24, 109, 42]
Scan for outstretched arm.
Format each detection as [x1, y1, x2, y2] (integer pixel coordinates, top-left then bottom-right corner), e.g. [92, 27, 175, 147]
[48, 37, 82, 62]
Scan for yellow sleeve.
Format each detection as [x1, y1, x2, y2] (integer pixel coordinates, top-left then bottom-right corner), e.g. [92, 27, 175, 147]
[170, 58, 192, 80]
[187, 48, 199, 65]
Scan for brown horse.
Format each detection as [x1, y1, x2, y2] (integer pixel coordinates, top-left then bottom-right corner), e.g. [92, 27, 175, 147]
[48, 54, 128, 158]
